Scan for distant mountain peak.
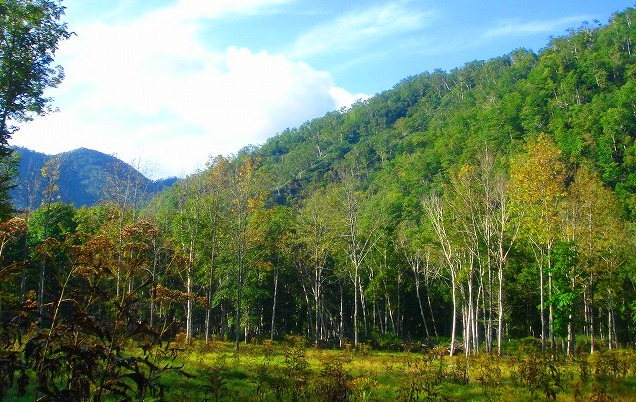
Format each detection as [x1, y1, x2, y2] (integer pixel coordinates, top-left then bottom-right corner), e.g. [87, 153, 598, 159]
[10, 147, 177, 209]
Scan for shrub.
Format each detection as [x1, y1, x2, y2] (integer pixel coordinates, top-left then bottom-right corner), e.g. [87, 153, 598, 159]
[512, 353, 564, 400]
[313, 358, 352, 402]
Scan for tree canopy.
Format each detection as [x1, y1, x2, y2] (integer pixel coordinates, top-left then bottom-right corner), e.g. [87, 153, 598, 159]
[0, 0, 70, 217]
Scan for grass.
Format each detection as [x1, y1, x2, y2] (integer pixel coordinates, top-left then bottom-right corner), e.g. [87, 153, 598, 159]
[152, 339, 636, 401]
[4, 338, 636, 401]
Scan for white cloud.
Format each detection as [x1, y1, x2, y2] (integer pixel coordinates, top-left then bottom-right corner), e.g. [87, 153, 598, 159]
[329, 87, 369, 110]
[11, 0, 362, 179]
[290, 2, 434, 58]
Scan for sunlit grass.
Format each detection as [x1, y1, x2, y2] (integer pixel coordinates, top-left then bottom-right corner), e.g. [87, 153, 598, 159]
[5, 338, 636, 401]
[153, 339, 636, 401]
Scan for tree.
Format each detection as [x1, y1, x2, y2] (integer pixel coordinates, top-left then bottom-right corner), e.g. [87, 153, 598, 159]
[171, 175, 203, 344]
[295, 189, 335, 347]
[34, 156, 60, 311]
[29, 200, 76, 318]
[423, 192, 463, 356]
[331, 171, 382, 347]
[451, 149, 519, 355]
[490, 165, 518, 356]
[256, 205, 292, 341]
[0, 0, 71, 215]
[102, 158, 150, 297]
[396, 220, 438, 338]
[0, 150, 18, 220]
[565, 163, 625, 353]
[0, 216, 26, 313]
[0, 0, 70, 134]
[225, 155, 266, 350]
[200, 156, 231, 343]
[510, 133, 567, 351]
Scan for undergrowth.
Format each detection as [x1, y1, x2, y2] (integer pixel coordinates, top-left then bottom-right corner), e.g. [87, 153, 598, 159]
[154, 340, 636, 402]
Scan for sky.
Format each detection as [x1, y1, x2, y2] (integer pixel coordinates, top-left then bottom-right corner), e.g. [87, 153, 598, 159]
[9, 0, 635, 179]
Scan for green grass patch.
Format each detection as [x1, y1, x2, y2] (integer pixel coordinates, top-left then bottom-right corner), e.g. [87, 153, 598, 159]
[5, 339, 636, 401]
[149, 340, 636, 401]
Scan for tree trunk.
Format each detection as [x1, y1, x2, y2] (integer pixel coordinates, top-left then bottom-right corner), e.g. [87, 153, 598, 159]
[487, 262, 493, 353]
[185, 237, 195, 343]
[549, 272, 554, 352]
[270, 265, 279, 341]
[608, 305, 613, 350]
[38, 260, 46, 317]
[540, 262, 546, 351]
[353, 263, 359, 347]
[339, 280, 344, 348]
[468, 271, 475, 355]
[462, 302, 470, 357]
[589, 271, 595, 354]
[497, 258, 504, 355]
[450, 270, 458, 356]
[150, 239, 158, 328]
[427, 290, 439, 337]
[235, 263, 243, 351]
[360, 280, 368, 338]
[396, 268, 402, 336]
[567, 272, 576, 356]
[314, 267, 320, 347]
[301, 281, 314, 341]
[415, 274, 430, 337]
[186, 265, 193, 343]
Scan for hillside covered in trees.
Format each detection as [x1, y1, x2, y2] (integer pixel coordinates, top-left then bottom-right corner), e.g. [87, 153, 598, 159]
[2, 5, 636, 398]
[141, 6, 634, 353]
[10, 147, 177, 209]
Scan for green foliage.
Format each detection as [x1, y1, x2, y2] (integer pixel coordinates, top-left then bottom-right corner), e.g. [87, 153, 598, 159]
[0, 0, 71, 216]
[511, 353, 565, 400]
[0, 228, 189, 401]
[0, 151, 19, 220]
[397, 347, 447, 401]
[548, 241, 580, 336]
[28, 201, 76, 243]
[473, 354, 502, 401]
[255, 335, 312, 401]
[313, 358, 352, 402]
[0, 0, 71, 133]
[11, 147, 176, 209]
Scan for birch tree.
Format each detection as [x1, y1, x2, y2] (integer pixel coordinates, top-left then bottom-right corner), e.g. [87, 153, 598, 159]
[226, 155, 266, 350]
[423, 193, 463, 356]
[510, 133, 566, 351]
[332, 172, 382, 347]
[172, 176, 203, 343]
[565, 163, 624, 353]
[296, 189, 334, 346]
[200, 156, 231, 343]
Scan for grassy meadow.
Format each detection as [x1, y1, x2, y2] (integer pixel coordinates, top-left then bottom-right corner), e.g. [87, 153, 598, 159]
[8, 336, 634, 401]
[167, 338, 636, 401]
[4, 336, 636, 401]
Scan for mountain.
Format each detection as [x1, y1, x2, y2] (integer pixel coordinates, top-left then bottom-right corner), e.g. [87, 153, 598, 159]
[249, 7, 636, 220]
[11, 147, 177, 209]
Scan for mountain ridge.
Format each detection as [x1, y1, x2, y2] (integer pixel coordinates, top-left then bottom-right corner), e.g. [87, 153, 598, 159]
[243, 7, 636, 220]
[11, 146, 177, 209]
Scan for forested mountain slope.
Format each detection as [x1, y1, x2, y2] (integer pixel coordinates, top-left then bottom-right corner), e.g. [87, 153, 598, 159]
[255, 10, 636, 220]
[11, 147, 177, 209]
[158, 6, 634, 350]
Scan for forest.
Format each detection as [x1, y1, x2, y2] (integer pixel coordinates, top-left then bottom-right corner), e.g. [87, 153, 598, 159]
[2, 2, 636, 401]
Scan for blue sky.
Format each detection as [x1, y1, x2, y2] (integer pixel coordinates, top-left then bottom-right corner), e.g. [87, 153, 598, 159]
[10, 0, 634, 179]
